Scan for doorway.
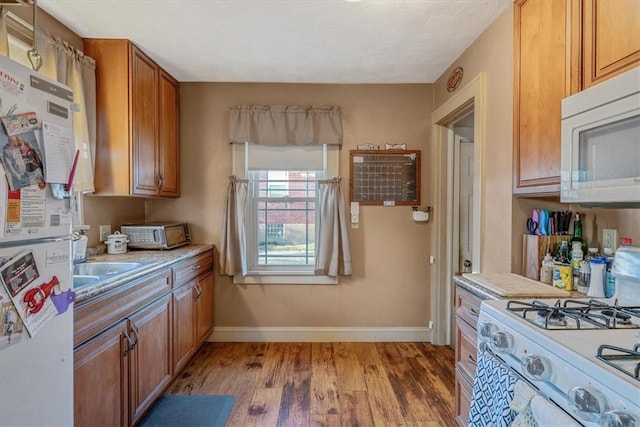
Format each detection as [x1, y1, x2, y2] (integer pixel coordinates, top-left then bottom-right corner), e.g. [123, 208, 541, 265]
[449, 114, 475, 344]
[430, 73, 485, 346]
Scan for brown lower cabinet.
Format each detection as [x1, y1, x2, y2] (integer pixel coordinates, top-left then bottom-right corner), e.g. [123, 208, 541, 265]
[74, 249, 214, 426]
[454, 283, 486, 427]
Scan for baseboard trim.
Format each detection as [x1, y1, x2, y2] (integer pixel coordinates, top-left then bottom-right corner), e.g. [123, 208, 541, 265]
[207, 326, 432, 342]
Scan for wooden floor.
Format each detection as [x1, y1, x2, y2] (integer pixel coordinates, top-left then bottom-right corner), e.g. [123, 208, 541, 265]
[166, 342, 456, 427]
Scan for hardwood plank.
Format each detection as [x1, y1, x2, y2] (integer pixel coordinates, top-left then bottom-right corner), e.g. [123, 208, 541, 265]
[310, 343, 340, 417]
[310, 413, 341, 427]
[338, 390, 375, 427]
[239, 387, 282, 427]
[333, 343, 367, 391]
[276, 343, 311, 427]
[375, 343, 443, 424]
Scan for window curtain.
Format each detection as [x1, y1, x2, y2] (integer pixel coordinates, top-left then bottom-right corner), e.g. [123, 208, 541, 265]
[315, 177, 352, 277]
[223, 104, 351, 278]
[219, 176, 249, 276]
[0, 12, 96, 193]
[229, 105, 343, 146]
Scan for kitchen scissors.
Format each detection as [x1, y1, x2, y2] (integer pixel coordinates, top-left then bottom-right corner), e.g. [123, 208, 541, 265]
[526, 217, 538, 235]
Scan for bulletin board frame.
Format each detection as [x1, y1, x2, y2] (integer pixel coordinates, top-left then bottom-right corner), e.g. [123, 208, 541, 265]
[349, 150, 421, 206]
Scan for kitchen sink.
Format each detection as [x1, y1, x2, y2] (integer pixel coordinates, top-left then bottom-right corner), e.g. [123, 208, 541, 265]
[72, 275, 101, 289]
[73, 262, 146, 277]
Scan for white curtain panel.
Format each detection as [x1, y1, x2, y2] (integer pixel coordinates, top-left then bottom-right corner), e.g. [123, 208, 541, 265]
[219, 176, 249, 276]
[315, 177, 352, 277]
[35, 31, 96, 193]
[229, 105, 343, 146]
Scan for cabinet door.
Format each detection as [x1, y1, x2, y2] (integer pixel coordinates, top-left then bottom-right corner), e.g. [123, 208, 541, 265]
[580, 0, 640, 90]
[172, 281, 197, 373]
[196, 271, 214, 344]
[128, 294, 173, 425]
[513, 0, 572, 195]
[74, 319, 129, 427]
[131, 45, 160, 196]
[158, 70, 180, 197]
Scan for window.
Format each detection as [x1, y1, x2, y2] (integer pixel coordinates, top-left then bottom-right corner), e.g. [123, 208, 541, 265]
[233, 143, 339, 284]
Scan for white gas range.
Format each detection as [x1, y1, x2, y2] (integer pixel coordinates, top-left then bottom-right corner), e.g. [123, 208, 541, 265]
[476, 247, 640, 426]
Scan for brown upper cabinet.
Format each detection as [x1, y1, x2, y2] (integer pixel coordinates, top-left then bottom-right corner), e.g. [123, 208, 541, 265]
[83, 39, 180, 197]
[513, 0, 640, 196]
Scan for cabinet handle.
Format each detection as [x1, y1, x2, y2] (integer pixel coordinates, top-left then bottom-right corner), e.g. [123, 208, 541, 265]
[123, 331, 134, 356]
[466, 353, 477, 365]
[130, 328, 139, 350]
[469, 307, 480, 318]
[155, 175, 161, 191]
[195, 284, 202, 298]
[191, 264, 201, 270]
[158, 175, 164, 190]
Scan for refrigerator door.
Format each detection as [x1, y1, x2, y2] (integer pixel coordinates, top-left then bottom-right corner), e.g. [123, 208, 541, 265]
[0, 239, 73, 426]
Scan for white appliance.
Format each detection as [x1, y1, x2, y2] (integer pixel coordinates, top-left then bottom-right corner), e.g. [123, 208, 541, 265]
[0, 56, 76, 426]
[475, 246, 640, 426]
[560, 66, 640, 206]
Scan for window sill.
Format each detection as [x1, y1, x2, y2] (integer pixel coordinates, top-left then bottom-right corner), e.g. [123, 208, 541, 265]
[233, 273, 337, 285]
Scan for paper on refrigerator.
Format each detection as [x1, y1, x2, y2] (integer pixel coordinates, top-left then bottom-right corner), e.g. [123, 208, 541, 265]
[0, 250, 58, 337]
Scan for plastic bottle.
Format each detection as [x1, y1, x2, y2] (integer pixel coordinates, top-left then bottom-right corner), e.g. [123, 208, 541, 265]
[588, 257, 607, 298]
[604, 247, 615, 298]
[605, 238, 633, 298]
[571, 241, 583, 291]
[579, 247, 599, 294]
[540, 251, 554, 285]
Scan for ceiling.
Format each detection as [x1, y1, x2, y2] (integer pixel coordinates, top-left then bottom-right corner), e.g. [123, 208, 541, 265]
[38, 0, 511, 84]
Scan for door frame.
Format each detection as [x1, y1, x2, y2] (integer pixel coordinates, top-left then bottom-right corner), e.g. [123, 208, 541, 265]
[430, 72, 486, 345]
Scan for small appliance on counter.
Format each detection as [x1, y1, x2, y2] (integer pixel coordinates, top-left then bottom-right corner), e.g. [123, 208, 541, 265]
[120, 222, 191, 250]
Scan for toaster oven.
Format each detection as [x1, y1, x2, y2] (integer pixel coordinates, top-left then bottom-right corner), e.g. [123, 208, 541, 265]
[120, 223, 191, 250]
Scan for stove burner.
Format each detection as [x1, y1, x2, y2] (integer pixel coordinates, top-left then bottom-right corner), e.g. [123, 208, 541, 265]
[601, 309, 632, 325]
[537, 309, 566, 326]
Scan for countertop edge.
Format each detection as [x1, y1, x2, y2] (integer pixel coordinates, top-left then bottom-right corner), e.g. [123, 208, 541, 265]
[453, 274, 585, 301]
[74, 243, 215, 302]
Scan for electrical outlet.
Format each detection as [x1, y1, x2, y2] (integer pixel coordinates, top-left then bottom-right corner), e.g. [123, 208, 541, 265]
[99, 225, 112, 241]
[603, 228, 617, 251]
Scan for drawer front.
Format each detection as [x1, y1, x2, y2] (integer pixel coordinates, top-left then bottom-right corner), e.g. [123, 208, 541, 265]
[455, 285, 483, 328]
[455, 366, 473, 427]
[455, 317, 478, 382]
[74, 268, 172, 347]
[173, 250, 214, 288]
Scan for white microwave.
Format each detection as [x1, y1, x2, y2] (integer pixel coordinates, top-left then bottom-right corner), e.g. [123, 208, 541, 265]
[560, 66, 640, 206]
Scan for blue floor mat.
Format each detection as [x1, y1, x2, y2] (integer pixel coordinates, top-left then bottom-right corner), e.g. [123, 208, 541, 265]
[138, 395, 236, 427]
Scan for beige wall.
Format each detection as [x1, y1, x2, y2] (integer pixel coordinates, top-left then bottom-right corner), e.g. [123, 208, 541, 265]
[146, 83, 435, 328]
[432, 4, 640, 274]
[432, 5, 514, 273]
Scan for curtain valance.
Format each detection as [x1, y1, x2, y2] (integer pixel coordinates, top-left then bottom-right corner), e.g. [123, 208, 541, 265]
[229, 105, 343, 146]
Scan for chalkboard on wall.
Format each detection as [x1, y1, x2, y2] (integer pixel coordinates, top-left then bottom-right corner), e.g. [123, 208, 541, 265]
[349, 150, 421, 206]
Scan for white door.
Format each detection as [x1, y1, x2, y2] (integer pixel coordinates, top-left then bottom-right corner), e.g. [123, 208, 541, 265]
[458, 138, 474, 273]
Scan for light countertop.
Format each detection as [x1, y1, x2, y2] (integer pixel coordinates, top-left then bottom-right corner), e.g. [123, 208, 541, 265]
[453, 274, 585, 301]
[73, 244, 214, 303]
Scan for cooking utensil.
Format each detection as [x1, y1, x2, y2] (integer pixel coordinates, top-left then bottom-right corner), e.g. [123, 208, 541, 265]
[526, 218, 538, 235]
[539, 209, 549, 236]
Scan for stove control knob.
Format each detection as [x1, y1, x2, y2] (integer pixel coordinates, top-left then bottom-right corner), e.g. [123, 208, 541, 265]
[490, 331, 514, 354]
[521, 354, 552, 382]
[602, 410, 639, 427]
[567, 387, 607, 423]
[478, 322, 497, 341]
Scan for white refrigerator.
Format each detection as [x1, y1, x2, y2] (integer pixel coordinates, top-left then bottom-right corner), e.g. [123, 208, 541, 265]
[0, 55, 76, 426]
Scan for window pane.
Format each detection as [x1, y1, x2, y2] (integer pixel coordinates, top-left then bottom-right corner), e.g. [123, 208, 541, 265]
[251, 170, 318, 266]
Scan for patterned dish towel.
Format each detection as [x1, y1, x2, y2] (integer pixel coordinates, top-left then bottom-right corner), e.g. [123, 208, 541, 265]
[510, 380, 538, 427]
[468, 351, 519, 426]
